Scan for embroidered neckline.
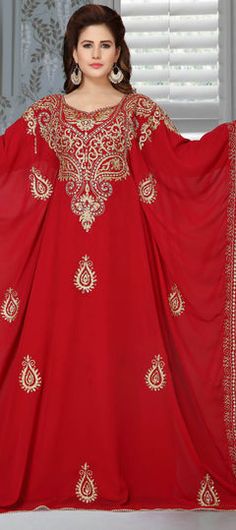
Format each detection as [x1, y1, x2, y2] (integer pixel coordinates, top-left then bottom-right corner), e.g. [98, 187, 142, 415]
[61, 93, 128, 115]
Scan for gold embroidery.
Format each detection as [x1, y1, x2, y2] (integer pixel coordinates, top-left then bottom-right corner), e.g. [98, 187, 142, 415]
[135, 96, 180, 150]
[19, 355, 42, 393]
[75, 462, 98, 503]
[23, 94, 138, 231]
[197, 474, 220, 507]
[168, 284, 185, 316]
[145, 354, 167, 391]
[29, 166, 54, 200]
[62, 102, 121, 130]
[66, 177, 114, 233]
[22, 93, 178, 229]
[112, 509, 135, 511]
[23, 108, 38, 154]
[33, 506, 51, 511]
[73, 255, 97, 293]
[139, 173, 157, 204]
[223, 122, 236, 476]
[0, 288, 20, 322]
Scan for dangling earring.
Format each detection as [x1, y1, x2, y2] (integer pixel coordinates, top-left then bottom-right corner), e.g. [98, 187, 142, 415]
[71, 63, 82, 85]
[108, 63, 124, 84]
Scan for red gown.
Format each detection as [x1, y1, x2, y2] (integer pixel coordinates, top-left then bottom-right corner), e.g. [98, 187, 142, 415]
[0, 92, 236, 513]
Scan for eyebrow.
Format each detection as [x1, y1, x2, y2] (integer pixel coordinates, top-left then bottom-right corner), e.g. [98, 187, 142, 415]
[81, 40, 113, 44]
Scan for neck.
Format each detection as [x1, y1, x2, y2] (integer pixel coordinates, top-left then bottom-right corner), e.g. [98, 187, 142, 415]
[77, 75, 116, 95]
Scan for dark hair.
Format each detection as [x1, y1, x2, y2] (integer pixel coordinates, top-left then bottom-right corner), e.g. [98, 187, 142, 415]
[63, 3, 135, 95]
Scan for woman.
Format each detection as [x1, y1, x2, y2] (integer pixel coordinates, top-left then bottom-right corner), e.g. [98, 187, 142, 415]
[0, 3, 236, 513]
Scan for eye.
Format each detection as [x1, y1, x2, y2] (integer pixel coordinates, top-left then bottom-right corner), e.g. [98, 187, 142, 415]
[82, 43, 111, 48]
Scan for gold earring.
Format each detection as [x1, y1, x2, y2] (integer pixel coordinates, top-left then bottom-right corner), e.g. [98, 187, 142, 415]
[108, 63, 124, 84]
[71, 63, 82, 85]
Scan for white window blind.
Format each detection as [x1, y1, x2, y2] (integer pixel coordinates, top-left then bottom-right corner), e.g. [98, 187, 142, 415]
[120, 0, 222, 134]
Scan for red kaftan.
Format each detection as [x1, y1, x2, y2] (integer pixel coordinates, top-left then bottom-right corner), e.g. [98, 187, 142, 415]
[0, 91, 236, 512]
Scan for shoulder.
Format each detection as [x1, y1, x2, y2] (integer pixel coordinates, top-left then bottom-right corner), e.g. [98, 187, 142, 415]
[22, 93, 62, 120]
[124, 92, 164, 116]
[126, 92, 179, 135]
[22, 93, 62, 138]
[130, 92, 171, 121]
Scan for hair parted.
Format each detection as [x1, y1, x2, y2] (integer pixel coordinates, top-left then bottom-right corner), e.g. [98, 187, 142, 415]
[63, 3, 135, 95]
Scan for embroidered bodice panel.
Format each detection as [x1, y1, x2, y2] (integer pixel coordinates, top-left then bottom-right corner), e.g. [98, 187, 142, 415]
[22, 92, 179, 231]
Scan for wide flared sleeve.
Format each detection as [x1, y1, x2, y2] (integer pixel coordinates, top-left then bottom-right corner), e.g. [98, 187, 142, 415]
[0, 99, 59, 359]
[128, 95, 236, 482]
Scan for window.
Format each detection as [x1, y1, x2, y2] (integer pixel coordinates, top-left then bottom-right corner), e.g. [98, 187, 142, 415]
[119, 0, 231, 137]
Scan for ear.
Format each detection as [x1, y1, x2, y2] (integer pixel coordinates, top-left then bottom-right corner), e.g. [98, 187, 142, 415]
[72, 48, 78, 64]
[115, 46, 121, 62]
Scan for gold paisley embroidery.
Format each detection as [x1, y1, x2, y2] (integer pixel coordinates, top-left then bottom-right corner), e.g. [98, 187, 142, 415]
[73, 255, 97, 293]
[75, 462, 98, 503]
[139, 173, 158, 204]
[29, 166, 54, 200]
[19, 355, 42, 393]
[23, 94, 138, 231]
[22, 93, 178, 229]
[0, 288, 20, 323]
[223, 122, 236, 476]
[168, 284, 185, 316]
[197, 474, 220, 507]
[145, 354, 167, 391]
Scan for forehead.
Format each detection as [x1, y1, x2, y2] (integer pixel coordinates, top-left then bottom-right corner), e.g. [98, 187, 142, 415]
[78, 24, 114, 41]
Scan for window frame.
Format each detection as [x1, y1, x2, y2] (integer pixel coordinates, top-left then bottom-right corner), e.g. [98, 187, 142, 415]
[0, 0, 21, 97]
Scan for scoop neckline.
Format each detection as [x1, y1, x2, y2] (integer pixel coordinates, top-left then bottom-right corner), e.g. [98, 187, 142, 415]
[61, 93, 128, 115]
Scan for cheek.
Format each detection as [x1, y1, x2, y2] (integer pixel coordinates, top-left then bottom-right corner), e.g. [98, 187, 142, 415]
[77, 49, 89, 62]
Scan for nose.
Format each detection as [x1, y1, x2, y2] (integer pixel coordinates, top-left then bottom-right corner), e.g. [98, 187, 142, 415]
[92, 46, 101, 59]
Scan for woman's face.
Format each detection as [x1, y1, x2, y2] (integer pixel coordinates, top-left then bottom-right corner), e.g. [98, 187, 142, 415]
[72, 23, 121, 81]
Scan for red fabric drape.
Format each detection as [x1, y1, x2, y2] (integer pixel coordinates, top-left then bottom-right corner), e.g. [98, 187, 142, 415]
[0, 92, 236, 512]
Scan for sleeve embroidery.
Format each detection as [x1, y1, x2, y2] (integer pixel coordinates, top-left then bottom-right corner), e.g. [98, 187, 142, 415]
[22, 94, 58, 155]
[134, 95, 180, 149]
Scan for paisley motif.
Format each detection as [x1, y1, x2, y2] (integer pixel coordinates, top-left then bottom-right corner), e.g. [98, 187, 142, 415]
[168, 284, 185, 316]
[75, 462, 98, 503]
[29, 166, 54, 200]
[197, 474, 220, 507]
[138, 173, 158, 204]
[0, 287, 20, 323]
[19, 355, 42, 393]
[145, 354, 167, 391]
[73, 255, 97, 293]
